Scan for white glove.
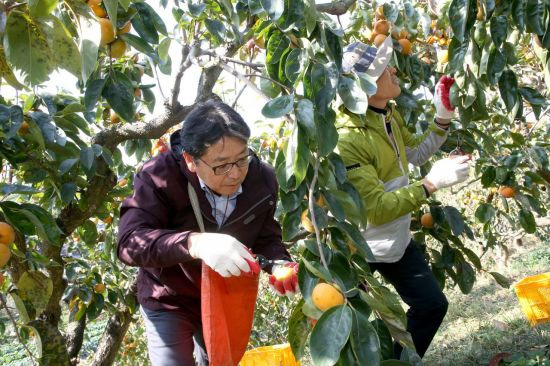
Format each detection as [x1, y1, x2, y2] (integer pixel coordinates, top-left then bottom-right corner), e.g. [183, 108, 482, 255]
[425, 155, 471, 189]
[434, 75, 456, 120]
[188, 233, 254, 277]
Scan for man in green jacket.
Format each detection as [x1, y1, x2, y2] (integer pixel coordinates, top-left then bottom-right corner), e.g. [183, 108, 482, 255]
[337, 37, 471, 358]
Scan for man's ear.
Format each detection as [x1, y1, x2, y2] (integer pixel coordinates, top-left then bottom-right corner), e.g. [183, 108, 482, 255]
[182, 152, 197, 173]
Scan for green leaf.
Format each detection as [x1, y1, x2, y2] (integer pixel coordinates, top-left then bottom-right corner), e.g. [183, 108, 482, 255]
[498, 70, 519, 113]
[204, 19, 226, 44]
[371, 318, 393, 360]
[443, 206, 465, 236]
[457, 260, 475, 294]
[314, 110, 338, 157]
[329, 253, 358, 293]
[475, 203, 496, 223]
[17, 271, 53, 316]
[157, 38, 171, 62]
[448, 38, 469, 74]
[519, 209, 536, 233]
[138, 2, 167, 36]
[285, 124, 310, 187]
[80, 147, 95, 171]
[103, 0, 118, 38]
[449, 0, 471, 42]
[525, 0, 544, 35]
[266, 30, 290, 65]
[18, 203, 61, 244]
[461, 247, 482, 270]
[512, 0, 526, 31]
[487, 47, 506, 85]
[261, 94, 294, 118]
[481, 166, 496, 187]
[102, 71, 135, 122]
[0, 183, 40, 195]
[310, 305, 352, 366]
[84, 78, 106, 111]
[519, 87, 545, 105]
[29, 0, 59, 17]
[295, 98, 316, 139]
[0, 46, 27, 90]
[489, 271, 511, 288]
[288, 299, 309, 360]
[338, 76, 368, 114]
[310, 63, 338, 114]
[5, 11, 55, 85]
[86, 293, 105, 320]
[131, 2, 159, 44]
[490, 15, 508, 48]
[530, 146, 549, 169]
[60, 182, 77, 204]
[301, 257, 333, 282]
[336, 222, 375, 261]
[298, 258, 320, 298]
[284, 48, 302, 83]
[78, 16, 100, 83]
[119, 34, 158, 62]
[304, 0, 317, 36]
[350, 308, 381, 365]
[9, 293, 30, 323]
[261, 0, 284, 21]
[59, 158, 79, 175]
[188, 3, 206, 16]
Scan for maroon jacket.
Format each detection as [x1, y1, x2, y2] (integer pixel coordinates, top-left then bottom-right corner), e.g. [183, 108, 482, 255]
[117, 137, 290, 317]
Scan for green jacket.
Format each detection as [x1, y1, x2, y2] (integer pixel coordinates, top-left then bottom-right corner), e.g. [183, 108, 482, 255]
[336, 107, 448, 262]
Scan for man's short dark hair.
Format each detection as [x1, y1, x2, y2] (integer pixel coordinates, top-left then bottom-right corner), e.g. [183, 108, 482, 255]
[180, 100, 251, 158]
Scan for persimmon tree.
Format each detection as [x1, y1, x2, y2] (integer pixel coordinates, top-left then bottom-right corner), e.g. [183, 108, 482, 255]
[0, 0, 548, 365]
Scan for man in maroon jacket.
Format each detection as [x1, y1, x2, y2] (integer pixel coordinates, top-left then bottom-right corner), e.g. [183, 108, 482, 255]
[117, 100, 297, 365]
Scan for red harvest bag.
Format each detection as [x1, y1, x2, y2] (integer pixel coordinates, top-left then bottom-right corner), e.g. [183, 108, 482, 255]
[201, 263, 260, 366]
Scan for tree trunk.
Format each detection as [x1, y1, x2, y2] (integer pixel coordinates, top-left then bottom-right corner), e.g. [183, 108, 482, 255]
[90, 280, 138, 366]
[89, 307, 134, 366]
[66, 313, 87, 361]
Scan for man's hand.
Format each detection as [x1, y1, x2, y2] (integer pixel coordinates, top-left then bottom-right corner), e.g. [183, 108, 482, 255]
[424, 155, 471, 191]
[188, 233, 255, 277]
[434, 75, 456, 120]
[268, 262, 299, 297]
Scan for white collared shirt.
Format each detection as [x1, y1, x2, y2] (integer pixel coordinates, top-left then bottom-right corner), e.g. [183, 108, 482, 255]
[198, 178, 242, 228]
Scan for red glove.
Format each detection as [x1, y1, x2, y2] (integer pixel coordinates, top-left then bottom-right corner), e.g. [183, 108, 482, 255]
[434, 75, 455, 120]
[268, 262, 299, 296]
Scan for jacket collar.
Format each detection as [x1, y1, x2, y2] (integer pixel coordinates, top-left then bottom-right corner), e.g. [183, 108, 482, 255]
[339, 106, 393, 132]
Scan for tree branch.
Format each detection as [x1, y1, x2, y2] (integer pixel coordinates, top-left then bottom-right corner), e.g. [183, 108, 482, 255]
[200, 50, 264, 70]
[66, 312, 87, 361]
[308, 157, 329, 270]
[90, 279, 137, 366]
[316, 0, 357, 15]
[219, 62, 269, 102]
[171, 44, 193, 110]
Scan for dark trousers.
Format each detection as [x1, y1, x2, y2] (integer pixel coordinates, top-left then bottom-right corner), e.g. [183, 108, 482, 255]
[369, 241, 448, 358]
[141, 306, 209, 366]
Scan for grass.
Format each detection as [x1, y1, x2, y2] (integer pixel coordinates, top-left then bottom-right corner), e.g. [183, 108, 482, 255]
[424, 237, 550, 365]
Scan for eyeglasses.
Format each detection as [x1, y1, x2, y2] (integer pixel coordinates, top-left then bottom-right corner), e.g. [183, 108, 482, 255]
[198, 151, 254, 175]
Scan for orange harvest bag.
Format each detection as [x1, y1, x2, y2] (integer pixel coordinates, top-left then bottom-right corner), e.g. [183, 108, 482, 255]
[201, 263, 260, 366]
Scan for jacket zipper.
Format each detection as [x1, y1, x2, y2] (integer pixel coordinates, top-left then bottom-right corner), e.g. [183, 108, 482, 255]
[381, 114, 406, 176]
[222, 194, 272, 228]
